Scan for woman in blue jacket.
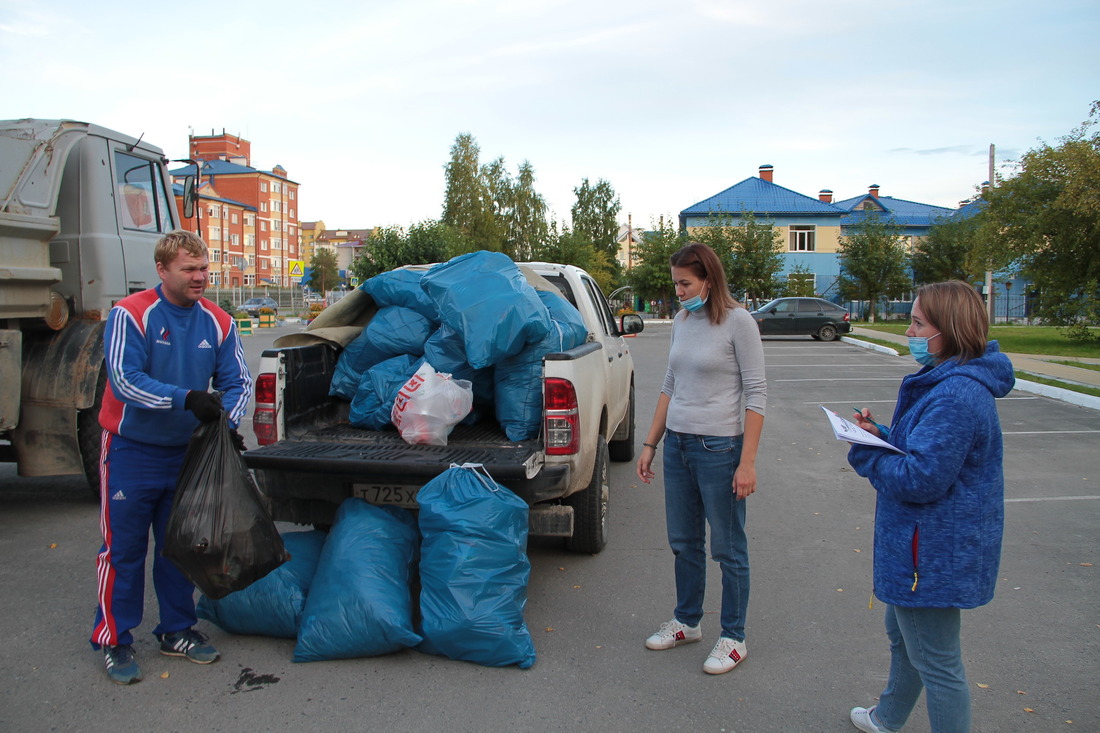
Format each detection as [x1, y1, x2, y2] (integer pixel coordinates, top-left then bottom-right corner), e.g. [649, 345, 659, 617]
[847, 281, 1014, 733]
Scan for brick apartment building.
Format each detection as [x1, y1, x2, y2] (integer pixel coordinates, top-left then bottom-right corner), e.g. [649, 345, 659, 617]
[171, 130, 300, 289]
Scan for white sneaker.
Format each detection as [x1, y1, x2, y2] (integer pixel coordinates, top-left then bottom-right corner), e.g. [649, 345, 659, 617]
[644, 619, 702, 650]
[850, 706, 892, 733]
[702, 636, 746, 674]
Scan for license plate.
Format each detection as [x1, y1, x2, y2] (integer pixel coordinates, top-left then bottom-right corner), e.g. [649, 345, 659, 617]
[352, 483, 419, 508]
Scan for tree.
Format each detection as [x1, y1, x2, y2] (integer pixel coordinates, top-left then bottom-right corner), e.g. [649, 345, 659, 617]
[571, 178, 622, 263]
[912, 213, 985, 285]
[983, 102, 1100, 329]
[305, 247, 339, 293]
[626, 218, 686, 318]
[535, 223, 615, 293]
[350, 220, 470, 283]
[508, 161, 549, 261]
[782, 263, 817, 298]
[702, 211, 784, 303]
[441, 133, 504, 252]
[837, 215, 911, 322]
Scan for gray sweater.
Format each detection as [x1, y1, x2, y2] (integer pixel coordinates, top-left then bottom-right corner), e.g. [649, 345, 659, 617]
[661, 306, 767, 437]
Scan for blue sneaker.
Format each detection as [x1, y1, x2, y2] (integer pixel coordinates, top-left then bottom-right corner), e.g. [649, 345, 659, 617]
[103, 644, 142, 685]
[158, 629, 219, 664]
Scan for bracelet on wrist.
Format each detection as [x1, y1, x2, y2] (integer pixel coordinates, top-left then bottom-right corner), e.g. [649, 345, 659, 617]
[643, 442, 659, 449]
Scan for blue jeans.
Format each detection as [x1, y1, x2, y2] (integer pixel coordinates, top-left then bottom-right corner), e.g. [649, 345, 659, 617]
[874, 605, 971, 733]
[662, 430, 748, 641]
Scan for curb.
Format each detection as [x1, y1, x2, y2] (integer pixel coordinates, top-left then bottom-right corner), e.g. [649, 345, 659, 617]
[840, 336, 899, 357]
[842, 336, 1099, 411]
[1011, 378, 1100, 410]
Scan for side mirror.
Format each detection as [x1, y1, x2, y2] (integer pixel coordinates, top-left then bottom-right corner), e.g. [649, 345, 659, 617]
[620, 313, 644, 335]
[183, 175, 196, 219]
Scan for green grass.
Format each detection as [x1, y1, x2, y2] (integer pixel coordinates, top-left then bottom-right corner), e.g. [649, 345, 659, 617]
[855, 323, 1100, 358]
[1049, 360, 1100, 373]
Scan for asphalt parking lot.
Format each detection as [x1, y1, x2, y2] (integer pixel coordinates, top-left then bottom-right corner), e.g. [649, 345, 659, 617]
[0, 326, 1096, 732]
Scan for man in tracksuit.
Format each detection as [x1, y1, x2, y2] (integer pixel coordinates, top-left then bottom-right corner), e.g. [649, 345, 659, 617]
[90, 230, 252, 685]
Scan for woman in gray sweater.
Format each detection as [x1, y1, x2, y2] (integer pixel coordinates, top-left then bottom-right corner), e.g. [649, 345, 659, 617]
[636, 242, 767, 675]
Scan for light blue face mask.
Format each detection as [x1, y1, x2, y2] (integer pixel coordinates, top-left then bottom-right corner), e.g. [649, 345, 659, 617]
[908, 333, 940, 366]
[679, 282, 709, 313]
[680, 294, 707, 312]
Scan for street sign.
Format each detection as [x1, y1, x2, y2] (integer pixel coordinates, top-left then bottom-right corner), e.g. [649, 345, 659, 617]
[288, 260, 305, 278]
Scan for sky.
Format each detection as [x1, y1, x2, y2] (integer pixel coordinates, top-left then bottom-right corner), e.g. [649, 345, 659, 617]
[3, 0, 1097, 232]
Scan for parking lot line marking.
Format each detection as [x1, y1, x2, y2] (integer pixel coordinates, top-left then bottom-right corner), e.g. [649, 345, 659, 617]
[776, 377, 904, 382]
[1005, 495, 1100, 503]
[1002, 430, 1100, 435]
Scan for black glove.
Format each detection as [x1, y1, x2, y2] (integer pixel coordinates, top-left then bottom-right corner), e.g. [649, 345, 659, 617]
[185, 390, 223, 422]
[230, 429, 247, 452]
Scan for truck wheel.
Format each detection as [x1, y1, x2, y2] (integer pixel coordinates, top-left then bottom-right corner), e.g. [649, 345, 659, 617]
[607, 384, 635, 462]
[565, 438, 609, 554]
[77, 364, 107, 499]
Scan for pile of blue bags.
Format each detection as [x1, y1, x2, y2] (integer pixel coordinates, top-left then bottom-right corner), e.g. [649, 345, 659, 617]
[337, 251, 588, 441]
[198, 464, 535, 668]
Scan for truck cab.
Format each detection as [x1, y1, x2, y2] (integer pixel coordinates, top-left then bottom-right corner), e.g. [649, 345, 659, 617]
[1, 119, 190, 490]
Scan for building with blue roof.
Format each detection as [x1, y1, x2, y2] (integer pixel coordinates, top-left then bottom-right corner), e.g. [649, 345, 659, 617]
[679, 165, 980, 302]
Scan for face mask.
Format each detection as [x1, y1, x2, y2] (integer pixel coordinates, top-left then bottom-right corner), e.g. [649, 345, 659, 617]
[908, 333, 940, 366]
[680, 294, 707, 312]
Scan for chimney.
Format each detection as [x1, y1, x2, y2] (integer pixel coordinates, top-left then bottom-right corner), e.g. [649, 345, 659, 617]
[759, 164, 774, 183]
[869, 184, 880, 198]
[818, 189, 833, 203]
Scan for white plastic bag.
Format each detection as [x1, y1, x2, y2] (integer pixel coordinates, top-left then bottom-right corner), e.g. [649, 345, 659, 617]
[391, 362, 473, 446]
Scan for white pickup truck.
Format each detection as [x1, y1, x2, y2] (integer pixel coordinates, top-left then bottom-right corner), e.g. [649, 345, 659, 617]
[243, 261, 643, 553]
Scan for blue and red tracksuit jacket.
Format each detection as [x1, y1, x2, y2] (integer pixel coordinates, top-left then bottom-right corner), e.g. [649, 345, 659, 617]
[98, 285, 252, 443]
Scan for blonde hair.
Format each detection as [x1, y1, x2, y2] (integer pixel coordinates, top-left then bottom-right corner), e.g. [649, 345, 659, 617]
[916, 280, 988, 363]
[154, 230, 208, 267]
[669, 242, 740, 325]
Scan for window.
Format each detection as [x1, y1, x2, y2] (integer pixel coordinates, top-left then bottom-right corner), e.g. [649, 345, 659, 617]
[245, 233, 255, 248]
[260, 221, 267, 232]
[245, 213, 255, 226]
[245, 274, 255, 286]
[261, 202, 268, 212]
[208, 226, 221, 241]
[230, 233, 240, 246]
[231, 212, 238, 224]
[289, 190, 295, 200]
[247, 255, 255, 266]
[209, 271, 220, 285]
[289, 208, 295, 218]
[261, 239, 268, 251]
[260, 182, 268, 192]
[789, 225, 815, 252]
[272, 182, 281, 194]
[211, 248, 222, 263]
[222, 205, 229, 218]
[114, 150, 173, 233]
[207, 206, 218, 218]
[271, 200, 281, 213]
[787, 272, 816, 292]
[273, 219, 281, 231]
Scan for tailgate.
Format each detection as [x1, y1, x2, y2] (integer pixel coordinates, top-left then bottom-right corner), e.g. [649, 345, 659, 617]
[243, 421, 544, 481]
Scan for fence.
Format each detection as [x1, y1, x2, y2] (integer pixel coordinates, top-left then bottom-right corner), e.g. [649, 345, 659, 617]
[842, 295, 1043, 325]
[205, 287, 346, 315]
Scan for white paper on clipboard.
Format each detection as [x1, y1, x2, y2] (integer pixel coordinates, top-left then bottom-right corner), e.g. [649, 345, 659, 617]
[820, 406, 906, 454]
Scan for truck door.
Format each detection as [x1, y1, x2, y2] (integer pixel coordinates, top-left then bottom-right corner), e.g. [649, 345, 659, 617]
[111, 147, 176, 293]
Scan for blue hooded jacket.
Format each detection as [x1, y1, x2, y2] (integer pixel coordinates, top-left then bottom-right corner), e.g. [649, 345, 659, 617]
[848, 342, 1015, 608]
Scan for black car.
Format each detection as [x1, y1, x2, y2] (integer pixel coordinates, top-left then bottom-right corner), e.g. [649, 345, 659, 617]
[241, 297, 279, 317]
[750, 297, 851, 341]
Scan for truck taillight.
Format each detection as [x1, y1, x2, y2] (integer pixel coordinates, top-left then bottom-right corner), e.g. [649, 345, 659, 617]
[544, 377, 579, 455]
[253, 372, 278, 445]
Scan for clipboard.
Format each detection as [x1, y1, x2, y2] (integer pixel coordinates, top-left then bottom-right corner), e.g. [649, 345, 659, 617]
[820, 406, 906, 454]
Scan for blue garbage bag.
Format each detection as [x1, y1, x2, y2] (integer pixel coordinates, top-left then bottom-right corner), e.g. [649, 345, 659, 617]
[417, 464, 535, 668]
[362, 268, 439, 323]
[495, 290, 590, 441]
[423, 324, 495, 410]
[197, 530, 327, 638]
[420, 251, 551, 370]
[349, 354, 423, 430]
[329, 307, 433, 401]
[294, 499, 422, 662]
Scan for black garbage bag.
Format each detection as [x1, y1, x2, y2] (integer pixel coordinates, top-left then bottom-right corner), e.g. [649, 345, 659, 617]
[163, 417, 289, 600]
